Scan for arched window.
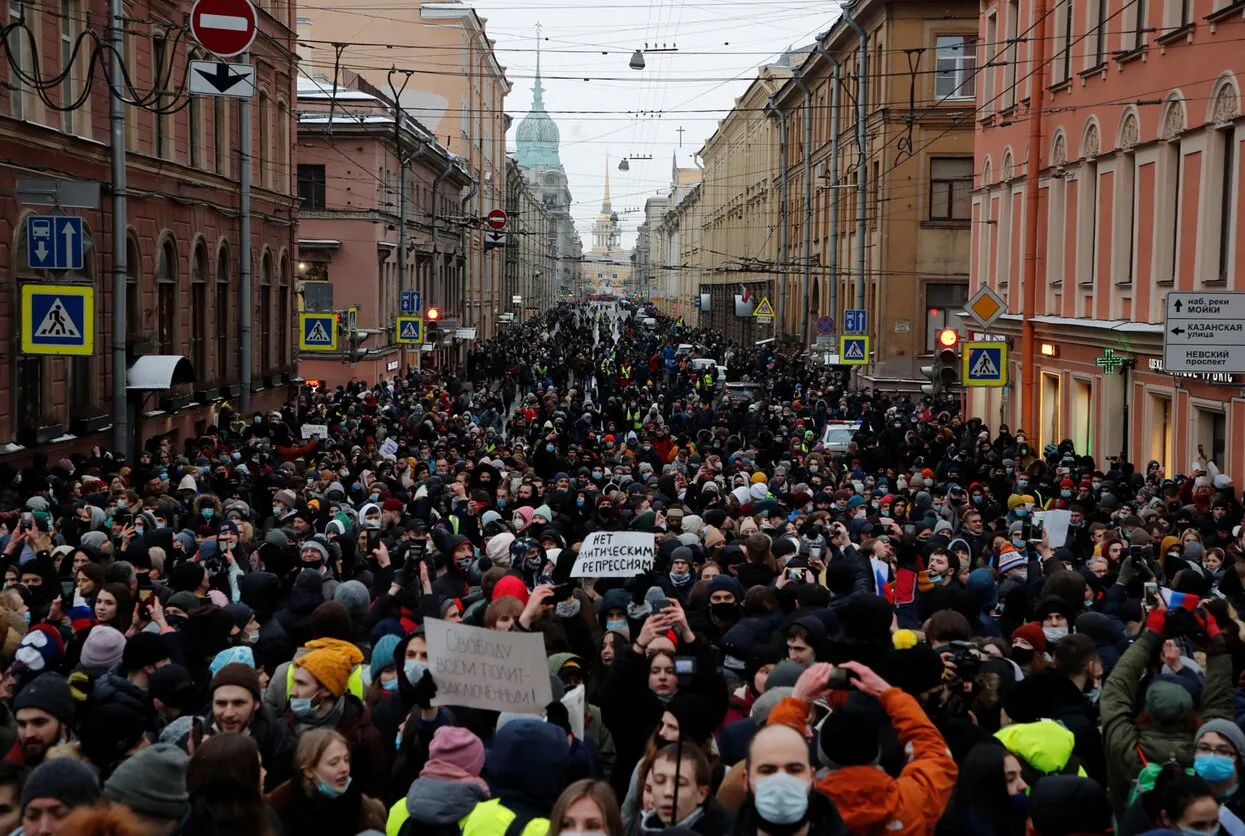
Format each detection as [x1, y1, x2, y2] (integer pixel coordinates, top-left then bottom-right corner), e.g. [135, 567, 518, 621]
[191, 240, 208, 378]
[216, 244, 230, 384]
[260, 251, 273, 373]
[188, 50, 206, 167]
[156, 236, 177, 354]
[258, 90, 270, 188]
[276, 98, 289, 194]
[126, 233, 142, 340]
[278, 253, 290, 369]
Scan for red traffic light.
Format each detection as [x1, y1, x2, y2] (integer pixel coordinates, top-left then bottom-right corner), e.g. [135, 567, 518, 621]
[937, 328, 959, 348]
[425, 307, 440, 321]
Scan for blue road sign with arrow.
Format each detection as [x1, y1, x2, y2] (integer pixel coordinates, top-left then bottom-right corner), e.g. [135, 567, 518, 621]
[27, 215, 84, 271]
[844, 309, 867, 334]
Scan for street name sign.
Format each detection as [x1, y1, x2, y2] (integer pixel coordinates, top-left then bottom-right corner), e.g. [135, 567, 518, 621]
[1163, 292, 1245, 374]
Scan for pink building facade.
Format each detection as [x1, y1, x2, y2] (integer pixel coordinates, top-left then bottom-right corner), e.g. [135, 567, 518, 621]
[970, 0, 1245, 476]
[296, 75, 471, 387]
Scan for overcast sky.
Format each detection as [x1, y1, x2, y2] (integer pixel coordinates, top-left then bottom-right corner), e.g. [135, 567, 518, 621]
[468, 0, 837, 249]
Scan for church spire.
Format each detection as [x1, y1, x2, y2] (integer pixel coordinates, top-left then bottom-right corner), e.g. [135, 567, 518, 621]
[602, 155, 611, 212]
[532, 23, 545, 109]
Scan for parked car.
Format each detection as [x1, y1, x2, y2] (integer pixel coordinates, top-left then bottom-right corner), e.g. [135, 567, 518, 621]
[820, 421, 861, 453]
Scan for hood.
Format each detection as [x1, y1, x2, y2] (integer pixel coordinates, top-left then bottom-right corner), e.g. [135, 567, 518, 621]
[239, 571, 282, 622]
[487, 718, 569, 812]
[822, 767, 904, 832]
[995, 720, 1076, 774]
[405, 777, 489, 825]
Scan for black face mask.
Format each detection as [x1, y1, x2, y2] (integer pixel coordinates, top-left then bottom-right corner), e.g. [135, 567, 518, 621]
[1011, 646, 1035, 666]
[709, 602, 739, 624]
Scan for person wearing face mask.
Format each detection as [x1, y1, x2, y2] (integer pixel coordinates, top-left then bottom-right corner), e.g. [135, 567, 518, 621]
[934, 744, 1029, 836]
[1191, 719, 1245, 823]
[387, 725, 491, 836]
[267, 728, 386, 836]
[206, 663, 296, 792]
[432, 534, 476, 600]
[285, 640, 388, 796]
[735, 723, 848, 836]
[364, 634, 402, 708]
[662, 548, 697, 605]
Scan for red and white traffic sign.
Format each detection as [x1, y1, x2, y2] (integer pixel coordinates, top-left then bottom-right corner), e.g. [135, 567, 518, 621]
[190, 0, 258, 58]
[486, 209, 508, 230]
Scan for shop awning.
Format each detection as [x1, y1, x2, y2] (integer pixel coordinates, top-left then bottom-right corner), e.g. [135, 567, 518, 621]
[127, 356, 195, 391]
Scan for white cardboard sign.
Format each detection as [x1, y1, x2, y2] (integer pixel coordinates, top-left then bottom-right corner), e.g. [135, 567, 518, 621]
[570, 531, 656, 578]
[425, 618, 552, 715]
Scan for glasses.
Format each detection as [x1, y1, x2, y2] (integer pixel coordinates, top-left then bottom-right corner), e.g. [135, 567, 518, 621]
[1196, 743, 1237, 759]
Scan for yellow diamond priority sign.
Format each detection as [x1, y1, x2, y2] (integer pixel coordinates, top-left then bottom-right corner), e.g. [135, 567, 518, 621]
[965, 286, 1007, 330]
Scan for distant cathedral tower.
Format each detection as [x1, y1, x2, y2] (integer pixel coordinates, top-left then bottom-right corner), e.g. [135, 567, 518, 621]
[591, 158, 621, 253]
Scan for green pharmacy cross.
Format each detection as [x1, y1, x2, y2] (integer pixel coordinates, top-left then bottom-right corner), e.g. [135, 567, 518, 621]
[1095, 348, 1128, 375]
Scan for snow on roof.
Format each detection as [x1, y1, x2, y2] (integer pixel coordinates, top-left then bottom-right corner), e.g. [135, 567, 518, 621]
[297, 76, 381, 102]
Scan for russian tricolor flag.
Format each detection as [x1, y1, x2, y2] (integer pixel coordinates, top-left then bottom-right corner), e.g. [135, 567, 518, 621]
[1160, 588, 1200, 610]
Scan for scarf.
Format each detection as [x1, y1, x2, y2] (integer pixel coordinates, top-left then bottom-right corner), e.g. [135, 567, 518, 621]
[294, 695, 346, 735]
[419, 758, 491, 794]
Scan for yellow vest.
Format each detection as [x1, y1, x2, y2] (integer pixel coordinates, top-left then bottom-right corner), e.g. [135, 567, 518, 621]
[461, 799, 549, 836]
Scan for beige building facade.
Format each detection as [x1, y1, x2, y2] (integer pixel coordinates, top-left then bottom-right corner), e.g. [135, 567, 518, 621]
[772, 0, 976, 380]
[649, 155, 702, 318]
[297, 1, 511, 340]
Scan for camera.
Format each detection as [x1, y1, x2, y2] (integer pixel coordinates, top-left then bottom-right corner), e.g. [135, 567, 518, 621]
[787, 568, 805, 582]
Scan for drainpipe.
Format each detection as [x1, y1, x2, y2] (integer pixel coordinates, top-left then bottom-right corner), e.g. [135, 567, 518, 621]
[108, 0, 129, 458]
[765, 95, 788, 339]
[1021, 0, 1050, 435]
[815, 45, 842, 331]
[459, 177, 479, 326]
[840, 7, 868, 312]
[430, 158, 456, 313]
[793, 70, 813, 347]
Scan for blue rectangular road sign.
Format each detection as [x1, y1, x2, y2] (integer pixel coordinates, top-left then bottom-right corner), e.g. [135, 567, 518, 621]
[400, 290, 422, 314]
[963, 342, 1008, 387]
[27, 215, 84, 271]
[21, 283, 95, 355]
[844, 309, 867, 334]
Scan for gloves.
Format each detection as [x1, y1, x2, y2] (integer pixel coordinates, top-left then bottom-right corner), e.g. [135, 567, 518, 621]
[1145, 607, 1167, 637]
[412, 669, 438, 709]
[1194, 607, 1222, 640]
[1116, 556, 1140, 588]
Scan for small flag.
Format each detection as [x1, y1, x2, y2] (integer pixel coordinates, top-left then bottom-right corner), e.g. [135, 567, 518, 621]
[1160, 588, 1200, 610]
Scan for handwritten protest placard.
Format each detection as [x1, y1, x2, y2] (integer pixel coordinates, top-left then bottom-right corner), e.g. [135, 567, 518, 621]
[300, 423, 328, 440]
[426, 618, 552, 715]
[570, 531, 655, 578]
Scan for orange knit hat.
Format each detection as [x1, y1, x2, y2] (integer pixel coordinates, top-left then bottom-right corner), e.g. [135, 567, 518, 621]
[296, 640, 364, 697]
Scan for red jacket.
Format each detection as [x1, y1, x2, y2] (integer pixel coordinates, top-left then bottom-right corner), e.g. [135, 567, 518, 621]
[768, 688, 957, 836]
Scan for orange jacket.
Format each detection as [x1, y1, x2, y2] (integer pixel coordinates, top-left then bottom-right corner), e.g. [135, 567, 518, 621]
[767, 688, 957, 836]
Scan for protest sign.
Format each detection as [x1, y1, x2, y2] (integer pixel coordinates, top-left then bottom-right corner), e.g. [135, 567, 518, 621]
[300, 423, 328, 440]
[570, 531, 655, 578]
[562, 684, 585, 740]
[379, 438, 399, 458]
[1041, 509, 1071, 548]
[425, 618, 552, 715]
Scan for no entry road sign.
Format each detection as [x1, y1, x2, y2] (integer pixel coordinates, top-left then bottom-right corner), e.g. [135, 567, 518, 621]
[190, 0, 258, 58]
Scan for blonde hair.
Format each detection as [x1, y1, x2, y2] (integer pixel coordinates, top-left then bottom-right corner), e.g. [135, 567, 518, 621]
[294, 728, 349, 779]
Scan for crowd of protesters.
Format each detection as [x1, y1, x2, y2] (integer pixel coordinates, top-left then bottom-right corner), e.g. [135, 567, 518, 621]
[0, 299, 1241, 836]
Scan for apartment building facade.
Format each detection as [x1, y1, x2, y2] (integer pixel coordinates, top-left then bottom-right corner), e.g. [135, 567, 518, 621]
[296, 75, 471, 386]
[0, 0, 298, 460]
[505, 157, 558, 318]
[298, 0, 510, 340]
[772, 0, 976, 380]
[970, 0, 1245, 474]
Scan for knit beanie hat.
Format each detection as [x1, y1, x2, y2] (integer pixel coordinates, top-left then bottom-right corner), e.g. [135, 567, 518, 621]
[427, 725, 486, 776]
[997, 548, 1027, 576]
[819, 704, 881, 767]
[209, 645, 255, 676]
[14, 624, 64, 674]
[492, 575, 530, 606]
[21, 757, 99, 811]
[370, 634, 401, 681]
[14, 672, 75, 727]
[1195, 718, 1245, 759]
[1011, 621, 1048, 654]
[122, 632, 171, 673]
[210, 662, 262, 704]
[80, 626, 127, 672]
[103, 742, 189, 820]
[296, 640, 364, 697]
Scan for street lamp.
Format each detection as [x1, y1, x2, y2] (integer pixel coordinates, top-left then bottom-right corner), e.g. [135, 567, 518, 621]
[629, 49, 645, 70]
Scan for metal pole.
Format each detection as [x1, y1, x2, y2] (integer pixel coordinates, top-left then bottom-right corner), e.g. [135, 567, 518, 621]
[817, 47, 842, 329]
[108, 0, 129, 458]
[841, 10, 868, 312]
[1021, 0, 1049, 433]
[239, 58, 253, 413]
[794, 72, 813, 347]
[765, 96, 788, 339]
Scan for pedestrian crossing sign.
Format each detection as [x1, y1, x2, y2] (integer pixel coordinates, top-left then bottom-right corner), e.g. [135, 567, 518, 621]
[299, 313, 338, 351]
[395, 316, 423, 345]
[963, 341, 1007, 387]
[21, 283, 94, 355]
[839, 335, 870, 365]
[752, 297, 775, 318]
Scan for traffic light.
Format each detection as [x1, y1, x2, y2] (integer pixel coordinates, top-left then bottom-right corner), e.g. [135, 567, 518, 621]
[424, 307, 441, 344]
[921, 329, 961, 397]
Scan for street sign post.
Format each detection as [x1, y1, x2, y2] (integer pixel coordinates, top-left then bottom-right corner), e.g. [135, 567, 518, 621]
[400, 290, 422, 314]
[965, 286, 1008, 330]
[189, 60, 256, 98]
[1163, 292, 1245, 373]
[346, 306, 358, 334]
[839, 335, 870, 365]
[190, 0, 258, 57]
[815, 315, 835, 336]
[844, 309, 867, 334]
[752, 297, 775, 318]
[27, 215, 84, 271]
[485, 230, 507, 250]
[16, 179, 100, 208]
[299, 313, 338, 351]
[963, 341, 1007, 387]
[21, 284, 94, 355]
[395, 316, 424, 344]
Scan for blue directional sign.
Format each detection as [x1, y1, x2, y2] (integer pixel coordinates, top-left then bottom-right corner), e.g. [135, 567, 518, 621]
[26, 215, 84, 271]
[844, 308, 867, 334]
[963, 341, 1008, 387]
[21, 283, 94, 355]
[400, 290, 422, 314]
[299, 312, 338, 351]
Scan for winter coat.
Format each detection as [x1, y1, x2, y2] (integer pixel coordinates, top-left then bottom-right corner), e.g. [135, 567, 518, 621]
[387, 776, 489, 836]
[267, 776, 385, 836]
[769, 688, 957, 836]
[1101, 629, 1234, 816]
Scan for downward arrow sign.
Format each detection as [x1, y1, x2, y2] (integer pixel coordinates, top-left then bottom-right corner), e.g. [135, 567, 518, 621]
[196, 63, 247, 94]
[34, 242, 47, 262]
